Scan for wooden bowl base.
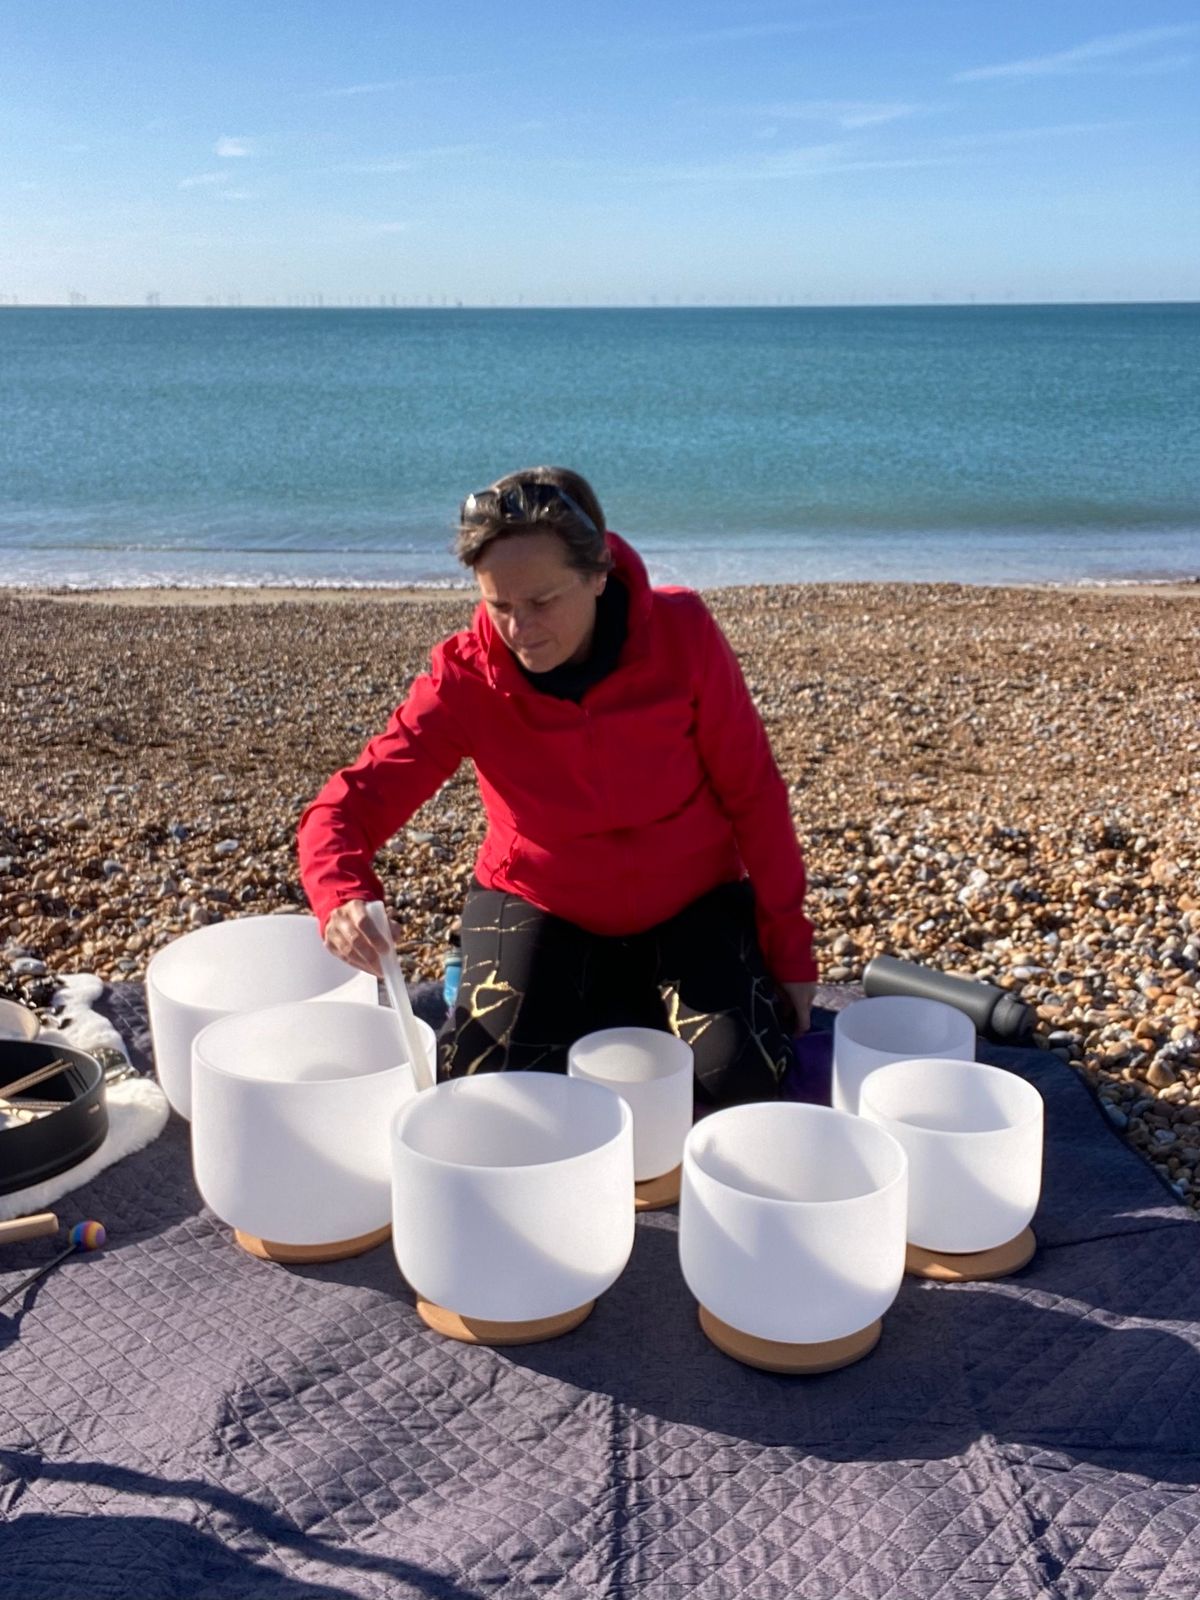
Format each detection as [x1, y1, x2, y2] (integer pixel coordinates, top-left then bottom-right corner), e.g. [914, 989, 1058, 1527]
[234, 1224, 391, 1264]
[416, 1298, 596, 1346]
[906, 1225, 1037, 1282]
[698, 1306, 882, 1374]
[635, 1165, 682, 1211]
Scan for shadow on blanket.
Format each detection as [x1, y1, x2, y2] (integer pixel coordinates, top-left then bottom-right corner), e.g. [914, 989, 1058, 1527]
[505, 1216, 1200, 1480]
[2, 1459, 488, 1600]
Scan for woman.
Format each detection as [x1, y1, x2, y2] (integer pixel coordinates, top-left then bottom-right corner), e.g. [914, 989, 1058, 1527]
[297, 467, 817, 1105]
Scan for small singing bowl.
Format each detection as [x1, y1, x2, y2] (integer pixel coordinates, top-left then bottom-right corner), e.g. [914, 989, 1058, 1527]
[568, 1026, 694, 1209]
[859, 1056, 1043, 1281]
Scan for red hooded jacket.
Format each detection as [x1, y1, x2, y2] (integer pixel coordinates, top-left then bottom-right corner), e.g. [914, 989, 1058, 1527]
[297, 534, 817, 982]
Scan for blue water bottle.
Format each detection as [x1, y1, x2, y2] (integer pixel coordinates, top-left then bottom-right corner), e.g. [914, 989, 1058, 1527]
[442, 939, 462, 1010]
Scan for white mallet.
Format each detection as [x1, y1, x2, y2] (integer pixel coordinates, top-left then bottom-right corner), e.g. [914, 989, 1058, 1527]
[364, 901, 435, 1093]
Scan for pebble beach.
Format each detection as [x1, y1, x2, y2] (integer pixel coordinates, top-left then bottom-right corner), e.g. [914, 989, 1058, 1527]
[2, 581, 1198, 1205]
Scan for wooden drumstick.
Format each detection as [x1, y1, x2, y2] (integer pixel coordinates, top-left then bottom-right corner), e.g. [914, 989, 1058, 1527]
[0, 1058, 73, 1101]
[0, 1212, 60, 1245]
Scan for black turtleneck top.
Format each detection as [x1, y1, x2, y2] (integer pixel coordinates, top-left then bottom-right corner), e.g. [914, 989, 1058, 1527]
[516, 576, 630, 703]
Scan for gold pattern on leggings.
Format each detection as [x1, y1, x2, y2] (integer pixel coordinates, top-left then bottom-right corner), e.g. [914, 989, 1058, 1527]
[663, 983, 715, 1046]
[445, 903, 564, 1073]
[446, 961, 560, 1075]
[462, 912, 546, 937]
[453, 967, 518, 1074]
[662, 966, 787, 1086]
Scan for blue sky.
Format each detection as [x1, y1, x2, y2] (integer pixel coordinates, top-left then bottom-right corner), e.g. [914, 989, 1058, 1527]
[1, 0, 1197, 305]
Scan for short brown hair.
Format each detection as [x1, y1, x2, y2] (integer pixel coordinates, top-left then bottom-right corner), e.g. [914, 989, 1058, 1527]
[455, 466, 611, 575]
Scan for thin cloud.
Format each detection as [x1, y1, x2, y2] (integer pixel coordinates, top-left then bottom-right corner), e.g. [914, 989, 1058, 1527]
[331, 144, 481, 174]
[337, 160, 415, 174]
[179, 171, 231, 189]
[322, 79, 403, 97]
[318, 72, 484, 97]
[609, 4, 898, 56]
[677, 21, 816, 44]
[622, 18, 827, 52]
[215, 136, 253, 157]
[1125, 52, 1195, 76]
[935, 119, 1141, 150]
[953, 24, 1199, 83]
[761, 99, 923, 129]
[617, 143, 955, 185]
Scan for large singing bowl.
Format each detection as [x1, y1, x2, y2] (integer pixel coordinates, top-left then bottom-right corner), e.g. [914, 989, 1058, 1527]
[191, 999, 433, 1262]
[147, 913, 377, 1119]
[859, 1056, 1044, 1270]
[832, 995, 975, 1115]
[391, 1074, 635, 1343]
[679, 1103, 908, 1372]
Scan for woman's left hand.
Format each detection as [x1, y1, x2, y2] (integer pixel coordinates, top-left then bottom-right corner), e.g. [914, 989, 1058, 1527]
[780, 980, 818, 1035]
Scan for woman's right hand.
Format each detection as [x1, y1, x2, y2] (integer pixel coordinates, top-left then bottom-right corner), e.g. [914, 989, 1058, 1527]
[324, 899, 404, 977]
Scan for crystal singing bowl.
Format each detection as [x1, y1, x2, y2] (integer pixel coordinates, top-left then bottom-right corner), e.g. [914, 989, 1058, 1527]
[859, 1056, 1044, 1256]
[568, 1026, 694, 1201]
[679, 1103, 908, 1353]
[191, 999, 433, 1257]
[832, 995, 975, 1115]
[391, 1073, 635, 1330]
[147, 913, 377, 1119]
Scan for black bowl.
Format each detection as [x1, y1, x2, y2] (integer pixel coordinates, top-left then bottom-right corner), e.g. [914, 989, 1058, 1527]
[0, 1040, 109, 1196]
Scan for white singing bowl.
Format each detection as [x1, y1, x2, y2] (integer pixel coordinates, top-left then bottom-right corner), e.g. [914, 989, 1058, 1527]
[832, 995, 975, 1115]
[679, 1103, 908, 1345]
[391, 1074, 635, 1324]
[147, 913, 377, 1119]
[191, 1000, 433, 1249]
[858, 1057, 1044, 1254]
[568, 1026, 694, 1183]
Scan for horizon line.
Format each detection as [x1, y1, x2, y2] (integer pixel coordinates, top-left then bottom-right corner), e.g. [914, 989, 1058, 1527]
[0, 297, 1197, 312]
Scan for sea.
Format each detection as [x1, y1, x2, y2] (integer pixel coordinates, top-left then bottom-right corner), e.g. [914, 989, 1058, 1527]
[1, 303, 1197, 590]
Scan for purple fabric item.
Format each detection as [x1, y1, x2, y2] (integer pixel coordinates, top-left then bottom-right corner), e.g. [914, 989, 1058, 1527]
[781, 1029, 834, 1105]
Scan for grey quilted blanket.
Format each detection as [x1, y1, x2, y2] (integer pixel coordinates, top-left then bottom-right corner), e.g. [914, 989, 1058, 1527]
[1, 985, 1198, 1599]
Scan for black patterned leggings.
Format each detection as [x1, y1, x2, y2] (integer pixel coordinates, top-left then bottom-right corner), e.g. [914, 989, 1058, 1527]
[437, 878, 791, 1106]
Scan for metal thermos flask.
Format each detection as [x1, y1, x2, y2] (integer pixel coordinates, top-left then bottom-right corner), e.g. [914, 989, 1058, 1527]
[862, 955, 1035, 1044]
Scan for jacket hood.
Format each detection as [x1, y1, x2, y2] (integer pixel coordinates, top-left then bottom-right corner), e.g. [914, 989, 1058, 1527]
[470, 531, 654, 690]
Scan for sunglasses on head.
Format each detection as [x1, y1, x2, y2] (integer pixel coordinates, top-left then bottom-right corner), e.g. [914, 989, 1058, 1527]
[461, 481, 599, 537]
